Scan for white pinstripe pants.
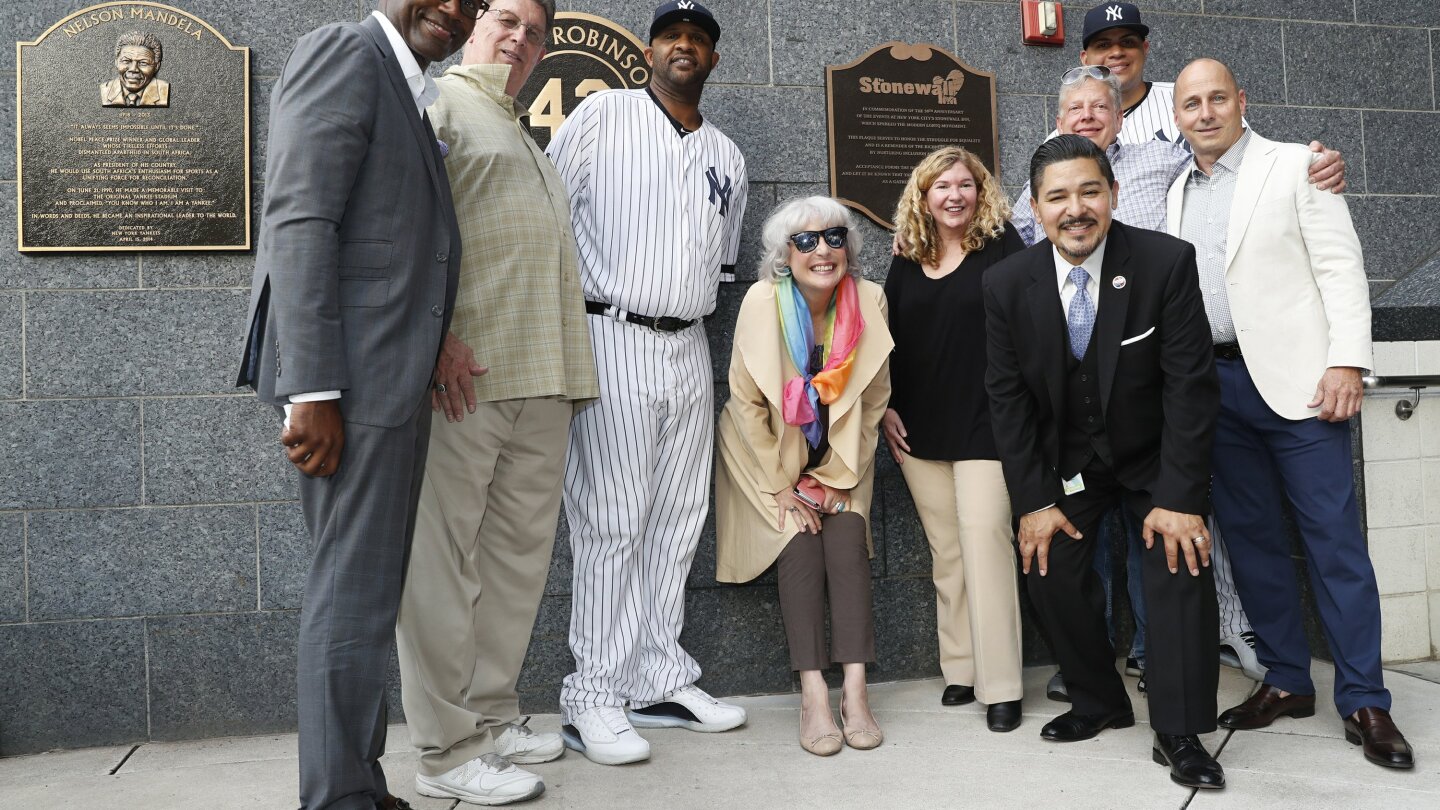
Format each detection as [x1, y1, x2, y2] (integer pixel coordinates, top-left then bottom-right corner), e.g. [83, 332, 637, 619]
[1208, 516, 1252, 638]
[559, 316, 712, 722]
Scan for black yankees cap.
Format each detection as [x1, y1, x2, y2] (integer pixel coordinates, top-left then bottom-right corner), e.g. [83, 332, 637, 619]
[1082, 2, 1150, 47]
[649, 0, 721, 44]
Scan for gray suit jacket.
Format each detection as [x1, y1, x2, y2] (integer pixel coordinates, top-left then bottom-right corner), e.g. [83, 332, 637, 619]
[237, 15, 460, 428]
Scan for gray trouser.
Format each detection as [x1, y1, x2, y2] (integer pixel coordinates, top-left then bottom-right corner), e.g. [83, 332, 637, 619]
[296, 405, 431, 810]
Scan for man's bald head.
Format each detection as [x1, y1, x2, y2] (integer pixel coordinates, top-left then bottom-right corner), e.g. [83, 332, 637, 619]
[1174, 58, 1247, 170]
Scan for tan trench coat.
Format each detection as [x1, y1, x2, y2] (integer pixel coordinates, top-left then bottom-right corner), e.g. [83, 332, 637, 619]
[715, 278, 893, 583]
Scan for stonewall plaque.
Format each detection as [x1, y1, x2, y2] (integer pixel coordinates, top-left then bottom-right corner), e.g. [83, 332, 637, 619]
[518, 12, 649, 150]
[17, 2, 250, 251]
[827, 42, 999, 230]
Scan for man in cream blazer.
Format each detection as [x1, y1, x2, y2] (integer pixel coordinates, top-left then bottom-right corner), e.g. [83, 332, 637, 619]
[1165, 58, 1412, 770]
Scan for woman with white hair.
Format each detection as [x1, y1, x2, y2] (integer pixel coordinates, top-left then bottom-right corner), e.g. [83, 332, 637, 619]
[715, 196, 893, 756]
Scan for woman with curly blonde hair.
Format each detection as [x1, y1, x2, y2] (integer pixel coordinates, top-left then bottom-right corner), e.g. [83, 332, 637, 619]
[882, 146, 1027, 731]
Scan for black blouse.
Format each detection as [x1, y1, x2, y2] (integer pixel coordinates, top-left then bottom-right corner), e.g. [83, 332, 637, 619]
[883, 222, 1026, 461]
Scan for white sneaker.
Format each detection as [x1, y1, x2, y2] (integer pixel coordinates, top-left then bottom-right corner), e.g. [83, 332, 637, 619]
[495, 719, 564, 764]
[627, 684, 747, 733]
[560, 706, 651, 765]
[415, 753, 544, 806]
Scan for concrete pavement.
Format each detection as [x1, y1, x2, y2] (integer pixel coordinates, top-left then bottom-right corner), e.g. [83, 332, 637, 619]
[4, 663, 1437, 809]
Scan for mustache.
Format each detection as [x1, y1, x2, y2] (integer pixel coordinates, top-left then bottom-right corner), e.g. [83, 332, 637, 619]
[1059, 216, 1098, 230]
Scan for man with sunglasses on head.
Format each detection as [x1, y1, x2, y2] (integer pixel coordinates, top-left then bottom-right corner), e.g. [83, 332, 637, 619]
[392, 0, 598, 805]
[237, 2, 477, 808]
[544, 1, 749, 767]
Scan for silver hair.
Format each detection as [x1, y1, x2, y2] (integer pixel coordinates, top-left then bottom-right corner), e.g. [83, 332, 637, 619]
[757, 196, 864, 282]
[115, 31, 162, 66]
[1058, 72, 1122, 112]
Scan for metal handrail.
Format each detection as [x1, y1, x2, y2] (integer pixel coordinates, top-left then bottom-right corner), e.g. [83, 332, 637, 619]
[1362, 375, 1440, 421]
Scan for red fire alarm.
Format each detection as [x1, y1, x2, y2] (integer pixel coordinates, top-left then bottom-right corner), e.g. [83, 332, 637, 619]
[1022, 1, 1065, 47]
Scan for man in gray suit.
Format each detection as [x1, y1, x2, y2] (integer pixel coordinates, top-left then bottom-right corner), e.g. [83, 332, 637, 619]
[236, 2, 480, 807]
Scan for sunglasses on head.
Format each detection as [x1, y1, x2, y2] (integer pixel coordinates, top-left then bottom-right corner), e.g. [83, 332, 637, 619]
[789, 227, 848, 253]
[1061, 64, 1112, 85]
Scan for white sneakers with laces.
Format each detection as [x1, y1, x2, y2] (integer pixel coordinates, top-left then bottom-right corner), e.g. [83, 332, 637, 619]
[627, 684, 748, 733]
[561, 705, 652, 765]
[415, 752, 544, 806]
[494, 719, 564, 764]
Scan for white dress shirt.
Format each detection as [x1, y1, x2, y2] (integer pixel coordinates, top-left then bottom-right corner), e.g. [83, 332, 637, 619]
[1053, 237, 1108, 317]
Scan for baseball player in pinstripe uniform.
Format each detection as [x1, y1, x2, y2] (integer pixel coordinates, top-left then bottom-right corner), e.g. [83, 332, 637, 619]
[544, 0, 749, 766]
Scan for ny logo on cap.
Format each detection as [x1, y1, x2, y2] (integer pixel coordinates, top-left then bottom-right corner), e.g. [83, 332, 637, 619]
[705, 167, 733, 216]
[1106, 5, 1124, 21]
[677, 0, 695, 9]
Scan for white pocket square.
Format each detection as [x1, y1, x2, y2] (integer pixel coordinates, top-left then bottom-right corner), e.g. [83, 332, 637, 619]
[1120, 326, 1155, 346]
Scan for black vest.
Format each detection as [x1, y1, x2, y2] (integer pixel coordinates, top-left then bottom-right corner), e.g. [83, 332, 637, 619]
[1059, 344, 1113, 478]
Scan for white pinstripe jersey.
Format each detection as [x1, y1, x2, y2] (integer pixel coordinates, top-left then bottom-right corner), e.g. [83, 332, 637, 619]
[1119, 81, 1186, 149]
[546, 88, 748, 322]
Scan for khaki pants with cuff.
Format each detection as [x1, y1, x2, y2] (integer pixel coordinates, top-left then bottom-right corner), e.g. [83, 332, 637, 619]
[396, 397, 572, 778]
[899, 456, 1022, 704]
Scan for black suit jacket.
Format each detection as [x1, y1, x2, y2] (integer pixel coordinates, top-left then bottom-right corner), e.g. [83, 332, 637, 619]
[982, 221, 1219, 516]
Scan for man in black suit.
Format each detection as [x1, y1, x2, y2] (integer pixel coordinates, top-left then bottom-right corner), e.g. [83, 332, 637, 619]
[982, 135, 1223, 790]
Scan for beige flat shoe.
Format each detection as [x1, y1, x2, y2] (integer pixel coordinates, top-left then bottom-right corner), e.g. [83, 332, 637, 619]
[800, 729, 843, 756]
[799, 706, 844, 756]
[840, 700, 884, 750]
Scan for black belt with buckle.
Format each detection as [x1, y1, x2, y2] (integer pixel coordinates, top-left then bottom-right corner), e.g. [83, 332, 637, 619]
[1214, 342, 1243, 360]
[585, 300, 696, 333]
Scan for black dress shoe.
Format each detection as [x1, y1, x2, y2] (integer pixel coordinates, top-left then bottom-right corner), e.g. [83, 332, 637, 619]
[1344, 707, 1415, 769]
[1218, 683, 1316, 730]
[1152, 733, 1225, 789]
[986, 700, 1023, 732]
[1040, 709, 1134, 742]
[941, 684, 976, 706]
[378, 796, 413, 810]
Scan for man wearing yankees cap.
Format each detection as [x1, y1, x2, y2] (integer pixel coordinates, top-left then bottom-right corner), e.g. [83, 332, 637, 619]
[545, 0, 750, 766]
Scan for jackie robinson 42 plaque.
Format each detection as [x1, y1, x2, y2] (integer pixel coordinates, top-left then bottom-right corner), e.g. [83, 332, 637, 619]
[17, 2, 250, 251]
[517, 12, 650, 150]
[827, 42, 999, 231]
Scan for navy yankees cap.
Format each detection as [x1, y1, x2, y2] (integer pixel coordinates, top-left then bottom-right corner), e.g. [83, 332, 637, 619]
[1082, 2, 1150, 48]
[650, 0, 721, 44]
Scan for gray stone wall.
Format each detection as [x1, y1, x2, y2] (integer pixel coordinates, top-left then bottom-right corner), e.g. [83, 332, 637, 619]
[3, 0, 1439, 756]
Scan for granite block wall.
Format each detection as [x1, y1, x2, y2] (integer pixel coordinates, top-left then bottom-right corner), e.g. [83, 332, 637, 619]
[4, 0, 1440, 756]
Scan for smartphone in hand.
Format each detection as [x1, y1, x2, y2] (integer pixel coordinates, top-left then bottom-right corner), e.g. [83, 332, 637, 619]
[793, 487, 822, 510]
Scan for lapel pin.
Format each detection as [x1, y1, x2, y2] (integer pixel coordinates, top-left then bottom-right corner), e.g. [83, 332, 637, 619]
[1112, 276, 1126, 289]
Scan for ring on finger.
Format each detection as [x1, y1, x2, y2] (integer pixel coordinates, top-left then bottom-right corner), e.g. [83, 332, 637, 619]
[1191, 536, 1206, 545]
[435, 382, 448, 394]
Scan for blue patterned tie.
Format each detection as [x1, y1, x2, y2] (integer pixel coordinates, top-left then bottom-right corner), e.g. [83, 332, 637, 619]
[1067, 266, 1095, 360]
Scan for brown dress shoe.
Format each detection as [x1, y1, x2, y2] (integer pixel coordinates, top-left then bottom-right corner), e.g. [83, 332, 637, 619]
[1217, 684, 1315, 730]
[1344, 707, 1415, 769]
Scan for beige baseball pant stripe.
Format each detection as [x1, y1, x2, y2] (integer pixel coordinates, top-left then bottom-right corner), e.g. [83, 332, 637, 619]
[396, 396, 572, 778]
[899, 456, 1023, 704]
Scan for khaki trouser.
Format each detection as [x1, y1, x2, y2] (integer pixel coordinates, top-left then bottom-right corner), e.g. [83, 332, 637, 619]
[396, 397, 572, 777]
[899, 456, 1023, 704]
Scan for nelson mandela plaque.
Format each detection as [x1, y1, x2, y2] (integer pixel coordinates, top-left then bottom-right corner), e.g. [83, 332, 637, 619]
[827, 42, 998, 230]
[17, 2, 251, 251]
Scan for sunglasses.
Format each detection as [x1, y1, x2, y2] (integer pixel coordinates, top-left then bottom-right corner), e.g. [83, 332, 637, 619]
[1061, 64, 1112, 85]
[453, 0, 491, 21]
[789, 227, 848, 253]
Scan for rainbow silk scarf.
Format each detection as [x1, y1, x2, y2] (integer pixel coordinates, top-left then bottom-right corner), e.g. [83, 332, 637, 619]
[776, 274, 866, 448]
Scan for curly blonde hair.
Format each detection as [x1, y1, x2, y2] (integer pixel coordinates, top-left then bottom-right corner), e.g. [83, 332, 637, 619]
[892, 147, 1011, 267]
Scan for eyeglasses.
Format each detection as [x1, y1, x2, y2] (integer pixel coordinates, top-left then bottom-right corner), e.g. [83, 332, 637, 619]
[1061, 64, 1112, 85]
[452, 0, 491, 21]
[789, 227, 848, 253]
[492, 8, 546, 47]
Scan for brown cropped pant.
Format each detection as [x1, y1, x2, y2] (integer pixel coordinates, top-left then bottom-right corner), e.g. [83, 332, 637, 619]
[776, 511, 876, 671]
